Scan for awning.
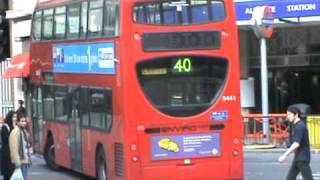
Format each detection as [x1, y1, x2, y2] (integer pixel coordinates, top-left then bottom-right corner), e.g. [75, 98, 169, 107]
[3, 53, 30, 78]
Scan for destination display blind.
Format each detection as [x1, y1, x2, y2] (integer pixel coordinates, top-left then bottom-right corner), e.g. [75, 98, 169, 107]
[142, 31, 221, 52]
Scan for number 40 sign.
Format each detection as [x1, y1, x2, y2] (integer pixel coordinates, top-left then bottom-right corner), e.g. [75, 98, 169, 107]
[173, 58, 192, 73]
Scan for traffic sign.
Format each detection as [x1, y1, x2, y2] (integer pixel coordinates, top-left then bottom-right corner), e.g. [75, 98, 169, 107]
[251, 6, 274, 38]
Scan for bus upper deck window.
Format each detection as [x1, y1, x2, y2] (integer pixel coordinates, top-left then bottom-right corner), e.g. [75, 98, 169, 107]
[88, 0, 103, 37]
[133, 0, 226, 25]
[67, 4, 81, 39]
[42, 8, 54, 40]
[103, 0, 119, 37]
[191, 1, 209, 23]
[210, 1, 225, 21]
[80, 1, 88, 38]
[33, 10, 42, 41]
[54, 6, 66, 40]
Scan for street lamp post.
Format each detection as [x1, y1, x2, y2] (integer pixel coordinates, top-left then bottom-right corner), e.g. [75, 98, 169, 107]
[260, 37, 269, 144]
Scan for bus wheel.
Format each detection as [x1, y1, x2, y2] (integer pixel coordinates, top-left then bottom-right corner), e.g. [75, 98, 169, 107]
[96, 148, 107, 180]
[44, 137, 59, 170]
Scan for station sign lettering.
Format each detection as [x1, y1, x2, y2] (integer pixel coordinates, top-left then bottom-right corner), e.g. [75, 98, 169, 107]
[236, 0, 320, 20]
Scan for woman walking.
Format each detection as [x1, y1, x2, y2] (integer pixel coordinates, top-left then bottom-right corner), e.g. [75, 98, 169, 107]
[1, 111, 17, 180]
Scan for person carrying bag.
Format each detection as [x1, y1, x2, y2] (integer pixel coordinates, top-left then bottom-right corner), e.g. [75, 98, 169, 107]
[9, 114, 31, 180]
[10, 168, 24, 180]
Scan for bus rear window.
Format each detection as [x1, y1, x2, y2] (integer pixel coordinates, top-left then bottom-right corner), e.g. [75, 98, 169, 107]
[133, 0, 225, 25]
[137, 56, 228, 117]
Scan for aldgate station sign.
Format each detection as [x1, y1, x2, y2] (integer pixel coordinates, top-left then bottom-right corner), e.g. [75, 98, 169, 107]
[236, 0, 320, 20]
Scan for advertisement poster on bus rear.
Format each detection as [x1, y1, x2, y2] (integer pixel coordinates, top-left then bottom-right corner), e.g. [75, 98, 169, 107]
[151, 133, 221, 160]
[52, 42, 115, 74]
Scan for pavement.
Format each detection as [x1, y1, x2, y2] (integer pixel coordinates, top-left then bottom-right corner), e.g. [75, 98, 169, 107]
[244, 144, 320, 154]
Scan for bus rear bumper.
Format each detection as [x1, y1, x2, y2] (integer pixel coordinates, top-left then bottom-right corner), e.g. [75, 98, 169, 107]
[139, 162, 242, 180]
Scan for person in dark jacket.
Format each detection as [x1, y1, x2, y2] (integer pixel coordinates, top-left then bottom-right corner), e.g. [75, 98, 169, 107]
[1, 111, 17, 180]
[16, 100, 27, 117]
[279, 106, 313, 180]
[0, 117, 4, 176]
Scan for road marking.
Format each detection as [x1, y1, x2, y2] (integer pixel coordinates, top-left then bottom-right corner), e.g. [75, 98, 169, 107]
[297, 174, 320, 180]
[29, 172, 46, 175]
[313, 173, 320, 180]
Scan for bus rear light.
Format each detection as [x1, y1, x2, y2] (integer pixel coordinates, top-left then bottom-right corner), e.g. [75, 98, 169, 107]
[132, 156, 139, 162]
[233, 150, 239, 156]
[130, 144, 137, 151]
[233, 138, 240, 145]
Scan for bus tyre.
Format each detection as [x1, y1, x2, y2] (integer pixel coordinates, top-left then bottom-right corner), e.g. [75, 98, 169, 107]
[96, 148, 107, 180]
[44, 137, 59, 170]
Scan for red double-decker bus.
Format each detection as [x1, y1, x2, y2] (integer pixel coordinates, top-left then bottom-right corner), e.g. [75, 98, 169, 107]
[28, 0, 243, 179]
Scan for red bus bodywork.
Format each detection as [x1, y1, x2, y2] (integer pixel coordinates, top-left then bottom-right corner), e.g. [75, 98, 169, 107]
[29, 0, 243, 179]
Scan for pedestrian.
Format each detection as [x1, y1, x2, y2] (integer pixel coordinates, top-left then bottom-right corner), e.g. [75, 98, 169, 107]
[1, 111, 17, 180]
[9, 113, 32, 180]
[0, 117, 4, 176]
[16, 100, 27, 117]
[278, 106, 314, 180]
[16, 99, 31, 135]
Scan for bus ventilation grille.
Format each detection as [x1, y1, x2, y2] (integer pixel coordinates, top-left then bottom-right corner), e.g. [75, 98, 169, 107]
[114, 143, 124, 177]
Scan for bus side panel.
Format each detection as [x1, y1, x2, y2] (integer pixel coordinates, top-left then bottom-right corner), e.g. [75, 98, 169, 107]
[81, 129, 97, 177]
[44, 121, 71, 169]
[81, 130, 122, 179]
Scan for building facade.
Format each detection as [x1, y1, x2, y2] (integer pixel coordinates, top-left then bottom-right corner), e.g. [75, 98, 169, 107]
[4, 0, 36, 112]
[235, 0, 320, 114]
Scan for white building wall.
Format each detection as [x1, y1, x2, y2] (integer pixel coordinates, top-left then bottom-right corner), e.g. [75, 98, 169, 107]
[12, 0, 37, 11]
[6, 0, 36, 110]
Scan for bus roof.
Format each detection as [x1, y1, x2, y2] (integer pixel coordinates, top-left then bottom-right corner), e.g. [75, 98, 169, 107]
[36, 0, 226, 9]
[36, 0, 82, 9]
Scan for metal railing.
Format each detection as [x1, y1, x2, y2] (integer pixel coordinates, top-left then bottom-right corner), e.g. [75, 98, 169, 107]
[242, 114, 288, 147]
[243, 113, 320, 148]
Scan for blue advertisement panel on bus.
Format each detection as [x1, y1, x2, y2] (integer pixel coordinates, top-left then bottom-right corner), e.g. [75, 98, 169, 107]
[236, 0, 320, 20]
[151, 133, 221, 160]
[52, 42, 116, 74]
